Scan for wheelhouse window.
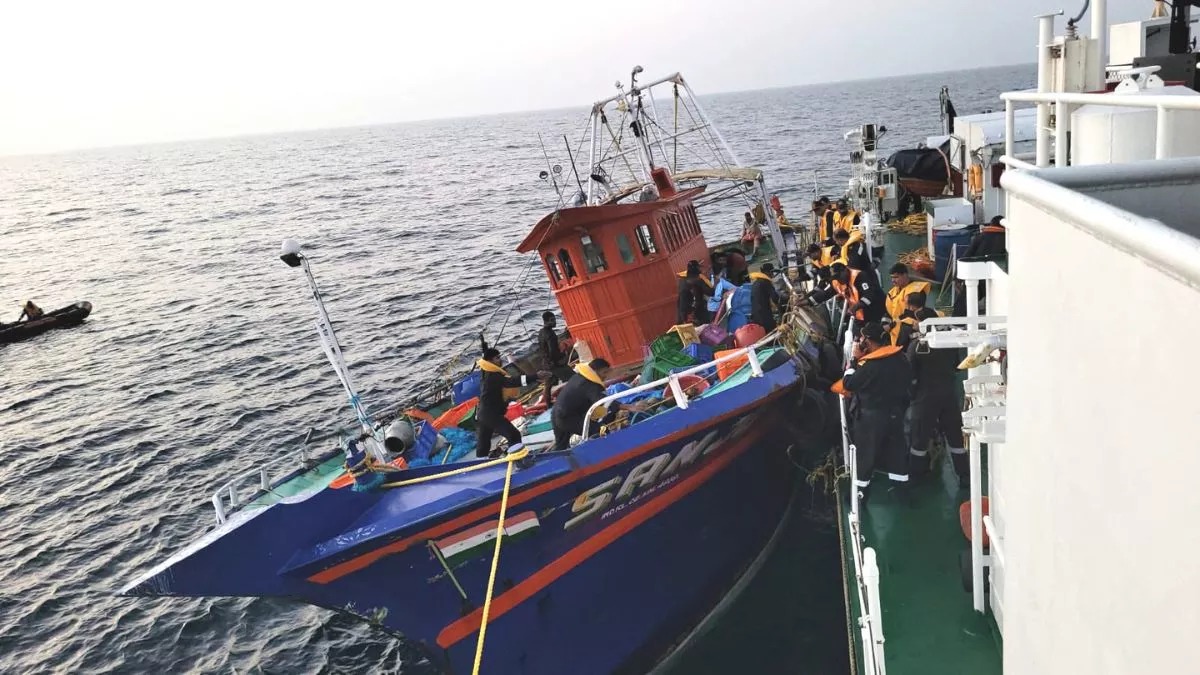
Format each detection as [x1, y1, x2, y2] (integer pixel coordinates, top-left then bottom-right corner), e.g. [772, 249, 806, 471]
[545, 254, 563, 284]
[580, 235, 609, 274]
[635, 224, 658, 255]
[558, 248, 578, 279]
[615, 233, 636, 265]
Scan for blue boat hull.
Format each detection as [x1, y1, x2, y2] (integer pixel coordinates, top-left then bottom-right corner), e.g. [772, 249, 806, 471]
[126, 359, 811, 674]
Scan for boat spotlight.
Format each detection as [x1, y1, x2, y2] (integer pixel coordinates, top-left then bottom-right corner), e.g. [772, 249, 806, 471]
[280, 238, 303, 267]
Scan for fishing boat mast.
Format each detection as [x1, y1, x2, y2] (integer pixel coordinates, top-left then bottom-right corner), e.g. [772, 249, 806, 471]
[279, 238, 385, 459]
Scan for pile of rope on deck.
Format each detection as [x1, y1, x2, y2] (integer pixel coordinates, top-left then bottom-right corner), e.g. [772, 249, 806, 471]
[882, 212, 928, 236]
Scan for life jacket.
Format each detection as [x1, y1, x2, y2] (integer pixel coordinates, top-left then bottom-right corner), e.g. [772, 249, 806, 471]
[832, 269, 868, 321]
[816, 210, 836, 241]
[890, 306, 942, 346]
[477, 358, 521, 404]
[830, 345, 904, 396]
[835, 210, 859, 233]
[885, 279, 933, 323]
[836, 229, 867, 267]
[981, 224, 1005, 235]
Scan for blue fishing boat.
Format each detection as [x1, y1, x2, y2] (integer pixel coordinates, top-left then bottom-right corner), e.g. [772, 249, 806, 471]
[124, 70, 833, 674]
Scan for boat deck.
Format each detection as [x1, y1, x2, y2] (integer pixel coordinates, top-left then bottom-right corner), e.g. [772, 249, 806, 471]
[838, 456, 1002, 674]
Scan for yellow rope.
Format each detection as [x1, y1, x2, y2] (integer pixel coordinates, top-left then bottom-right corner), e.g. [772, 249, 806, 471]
[472, 450, 519, 674]
[379, 448, 529, 489]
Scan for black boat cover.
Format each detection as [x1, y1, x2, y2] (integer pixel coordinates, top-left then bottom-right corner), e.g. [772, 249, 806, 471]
[885, 148, 950, 183]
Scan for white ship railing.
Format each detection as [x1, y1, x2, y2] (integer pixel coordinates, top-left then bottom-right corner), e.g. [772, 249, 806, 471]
[838, 311, 886, 675]
[580, 331, 777, 439]
[1000, 90, 1200, 170]
[210, 428, 320, 524]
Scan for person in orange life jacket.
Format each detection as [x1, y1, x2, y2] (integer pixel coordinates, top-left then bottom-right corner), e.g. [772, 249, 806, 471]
[904, 291, 968, 486]
[676, 259, 714, 325]
[833, 228, 870, 271]
[551, 358, 643, 450]
[965, 215, 1007, 259]
[749, 263, 782, 332]
[537, 311, 574, 406]
[476, 346, 548, 458]
[834, 198, 860, 233]
[885, 263, 932, 345]
[803, 243, 836, 289]
[807, 262, 886, 325]
[813, 196, 837, 244]
[831, 321, 913, 498]
[892, 290, 927, 350]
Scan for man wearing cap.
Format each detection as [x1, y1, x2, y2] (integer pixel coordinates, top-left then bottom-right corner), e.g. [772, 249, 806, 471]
[832, 322, 913, 499]
[749, 263, 782, 332]
[885, 263, 932, 344]
[834, 199, 861, 234]
[476, 347, 547, 458]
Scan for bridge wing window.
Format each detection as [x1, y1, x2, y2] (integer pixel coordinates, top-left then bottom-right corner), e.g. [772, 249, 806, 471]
[635, 224, 658, 255]
[580, 235, 609, 274]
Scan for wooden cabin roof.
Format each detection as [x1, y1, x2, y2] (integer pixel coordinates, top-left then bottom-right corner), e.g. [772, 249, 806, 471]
[515, 186, 705, 253]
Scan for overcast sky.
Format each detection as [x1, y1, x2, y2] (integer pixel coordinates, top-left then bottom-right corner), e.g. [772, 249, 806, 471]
[0, 0, 1151, 155]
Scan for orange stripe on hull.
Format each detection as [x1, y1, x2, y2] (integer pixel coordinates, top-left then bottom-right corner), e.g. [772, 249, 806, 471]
[306, 386, 790, 584]
[435, 427, 761, 649]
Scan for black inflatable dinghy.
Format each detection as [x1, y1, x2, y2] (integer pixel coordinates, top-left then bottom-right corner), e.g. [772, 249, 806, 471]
[0, 302, 93, 344]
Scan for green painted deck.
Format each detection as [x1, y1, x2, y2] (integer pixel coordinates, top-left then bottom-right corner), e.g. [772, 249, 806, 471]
[835, 226, 1001, 673]
[837, 457, 1002, 674]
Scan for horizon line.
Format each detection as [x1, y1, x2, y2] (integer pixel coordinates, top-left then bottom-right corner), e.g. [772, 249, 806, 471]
[0, 61, 1035, 160]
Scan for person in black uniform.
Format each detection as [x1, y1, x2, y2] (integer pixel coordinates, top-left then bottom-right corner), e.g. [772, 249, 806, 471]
[749, 263, 781, 332]
[833, 322, 913, 500]
[833, 228, 870, 271]
[964, 215, 1007, 259]
[904, 293, 968, 486]
[676, 260, 713, 325]
[551, 359, 646, 450]
[537, 311, 574, 405]
[808, 262, 887, 327]
[475, 347, 545, 458]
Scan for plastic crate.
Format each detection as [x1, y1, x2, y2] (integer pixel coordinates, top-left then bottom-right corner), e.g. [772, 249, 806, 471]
[649, 333, 685, 360]
[684, 342, 714, 364]
[668, 324, 700, 347]
[452, 371, 482, 404]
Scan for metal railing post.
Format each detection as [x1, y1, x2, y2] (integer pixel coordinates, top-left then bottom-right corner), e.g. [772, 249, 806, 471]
[864, 547, 887, 675]
[1055, 101, 1072, 167]
[212, 494, 227, 524]
[746, 348, 763, 377]
[1156, 105, 1172, 159]
[1004, 99, 1015, 163]
[668, 374, 690, 410]
[970, 433, 986, 613]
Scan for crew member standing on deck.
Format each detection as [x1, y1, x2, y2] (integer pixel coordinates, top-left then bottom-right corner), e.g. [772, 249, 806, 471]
[832, 322, 913, 499]
[676, 260, 713, 325]
[749, 263, 781, 332]
[805, 243, 835, 290]
[885, 263, 932, 344]
[551, 358, 642, 450]
[905, 292, 968, 486]
[833, 228, 870, 271]
[834, 198, 861, 234]
[964, 215, 1007, 259]
[814, 197, 836, 244]
[475, 346, 545, 458]
[537, 311, 574, 406]
[807, 262, 886, 326]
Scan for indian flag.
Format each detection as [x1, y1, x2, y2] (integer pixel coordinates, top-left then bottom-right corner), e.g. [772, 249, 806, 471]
[434, 511, 541, 566]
